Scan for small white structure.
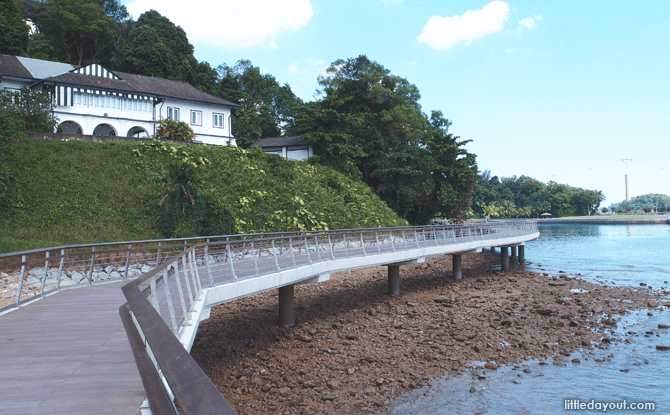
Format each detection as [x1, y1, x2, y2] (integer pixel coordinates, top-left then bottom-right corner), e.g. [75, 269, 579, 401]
[251, 136, 313, 161]
[0, 55, 238, 145]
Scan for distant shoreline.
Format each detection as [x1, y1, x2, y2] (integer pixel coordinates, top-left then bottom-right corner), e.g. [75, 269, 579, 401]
[538, 215, 668, 225]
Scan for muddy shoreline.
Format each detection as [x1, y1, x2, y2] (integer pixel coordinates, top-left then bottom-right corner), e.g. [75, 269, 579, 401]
[190, 251, 669, 415]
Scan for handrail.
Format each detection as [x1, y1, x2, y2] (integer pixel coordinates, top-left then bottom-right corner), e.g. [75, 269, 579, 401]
[1, 221, 539, 414]
[120, 245, 236, 415]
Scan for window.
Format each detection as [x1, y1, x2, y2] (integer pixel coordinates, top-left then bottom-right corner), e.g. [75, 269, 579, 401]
[213, 113, 224, 128]
[76, 93, 81, 105]
[190, 110, 202, 126]
[133, 100, 137, 111]
[167, 107, 180, 121]
[94, 95, 99, 107]
[105, 96, 110, 108]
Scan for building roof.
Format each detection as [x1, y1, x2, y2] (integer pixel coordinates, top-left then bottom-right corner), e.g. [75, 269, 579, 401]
[44, 70, 238, 107]
[0, 55, 34, 80]
[1, 55, 238, 108]
[251, 136, 305, 148]
[16, 56, 74, 79]
[0, 55, 75, 81]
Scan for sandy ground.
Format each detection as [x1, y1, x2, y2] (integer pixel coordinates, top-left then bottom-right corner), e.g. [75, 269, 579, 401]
[190, 251, 670, 415]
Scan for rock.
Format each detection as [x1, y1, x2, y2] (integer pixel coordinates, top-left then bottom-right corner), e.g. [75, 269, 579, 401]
[141, 265, 152, 274]
[553, 361, 565, 366]
[277, 387, 292, 396]
[620, 369, 629, 373]
[322, 395, 336, 401]
[364, 386, 376, 395]
[327, 380, 340, 389]
[470, 386, 476, 393]
[656, 345, 670, 351]
[500, 320, 512, 326]
[549, 281, 566, 286]
[536, 308, 552, 316]
[538, 361, 548, 365]
[640, 282, 647, 286]
[453, 335, 468, 342]
[347, 368, 355, 375]
[522, 368, 531, 373]
[572, 358, 580, 364]
[109, 271, 122, 279]
[236, 369, 253, 379]
[299, 335, 312, 343]
[376, 378, 384, 386]
[484, 362, 498, 370]
[104, 265, 115, 274]
[658, 324, 670, 329]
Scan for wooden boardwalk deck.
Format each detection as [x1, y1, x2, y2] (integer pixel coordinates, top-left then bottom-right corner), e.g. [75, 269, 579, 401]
[0, 281, 144, 415]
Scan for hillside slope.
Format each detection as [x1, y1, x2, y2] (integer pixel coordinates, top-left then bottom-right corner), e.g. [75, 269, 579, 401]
[0, 138, 407, 253]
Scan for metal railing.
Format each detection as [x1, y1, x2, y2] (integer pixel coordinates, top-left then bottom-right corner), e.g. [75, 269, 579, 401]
[2, 221, 538, 414]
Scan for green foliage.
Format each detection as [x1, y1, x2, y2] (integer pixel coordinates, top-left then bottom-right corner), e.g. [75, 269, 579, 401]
[470, 172, 604, 218]
[615, 193, 670, 213]
[0, 99, 25, 212]
[216, 59, 302, 148]
[0, 0, 30, 55]
[0, 139, 406, 252]
[601, 207, 608, 213]
[289, 55, 478, 224]
[0, 87, 56, 133]
[23, 0, 120, 66]
[154, 119, 195, 142]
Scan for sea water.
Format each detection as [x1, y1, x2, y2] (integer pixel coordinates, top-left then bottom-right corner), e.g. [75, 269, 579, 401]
[388, 223, 670, 415]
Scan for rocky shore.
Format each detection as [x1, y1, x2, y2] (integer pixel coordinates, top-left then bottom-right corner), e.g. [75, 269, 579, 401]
[190, 252, 670, 415]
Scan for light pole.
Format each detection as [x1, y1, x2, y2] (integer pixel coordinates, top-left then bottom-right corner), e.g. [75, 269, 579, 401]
[621, 159, 632, 201]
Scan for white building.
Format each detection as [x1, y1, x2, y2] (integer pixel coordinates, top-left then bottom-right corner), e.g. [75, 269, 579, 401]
[0, 55, 238, 145]
[251, 136, 314, 161]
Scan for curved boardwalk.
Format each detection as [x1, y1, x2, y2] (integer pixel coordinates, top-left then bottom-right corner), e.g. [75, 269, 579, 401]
[0, 281, 144, 415]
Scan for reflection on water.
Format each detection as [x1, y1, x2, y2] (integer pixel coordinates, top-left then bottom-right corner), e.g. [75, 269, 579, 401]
[388, 224, 670, 415]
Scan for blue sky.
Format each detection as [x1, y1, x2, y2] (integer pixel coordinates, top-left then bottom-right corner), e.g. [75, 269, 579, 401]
[122, 0, 670, 205]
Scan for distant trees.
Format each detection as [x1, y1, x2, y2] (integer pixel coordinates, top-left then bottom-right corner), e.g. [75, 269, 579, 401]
[614, 194, 670, 213]
[470, 173, 603, 218]
[289, 56, 478, 223]
[1, 0, 30, 55]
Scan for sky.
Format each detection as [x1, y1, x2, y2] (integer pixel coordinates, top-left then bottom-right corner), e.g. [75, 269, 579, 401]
[122, 0, 670, 206]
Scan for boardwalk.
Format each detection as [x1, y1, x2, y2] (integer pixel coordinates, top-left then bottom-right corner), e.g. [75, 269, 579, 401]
[0, 281, 144, 415]
[0, 222, 539, 414]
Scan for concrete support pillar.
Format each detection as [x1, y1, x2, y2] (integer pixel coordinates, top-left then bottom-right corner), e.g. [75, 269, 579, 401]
[510, 246, 517, 264]
[388, 265, 400, 296]
[452, 254, 462, 280]
[278, 285, 295, 327]
[518, 245, 525, 264]
[501, 246, 510, 272]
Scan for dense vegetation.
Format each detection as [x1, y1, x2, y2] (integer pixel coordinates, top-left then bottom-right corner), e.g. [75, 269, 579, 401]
[4, 1, 479, 224]
[611, 194, 670, 213]
[470, 171, 604, 218]
[0, 138, 407, 253]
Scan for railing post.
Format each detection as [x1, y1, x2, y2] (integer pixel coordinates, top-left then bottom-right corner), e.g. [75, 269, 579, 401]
[150, 275, 159, 312]
[15, 255, 27, 306]
[304, 236, 312, 264]
[190, 250, 202, 293]
[390, 230, 396, 251]
[181, 255, 194, 301]
[87, 247, 96, 285]
[314, 235, 321, 262]
[328, 234, 335, 259]
[251, 241, 260, 277]
[56, 249, 65, 289]
[289, 237, 297, 268]
[172, 260, 188, 319]
[403, 230, 409, 250]
[375, 232, 381, 253]
[205, 240, 214, 287]
[40, 251, 50, 296]
[272, 239, 280, 271]
[343, 233, 349, 257]
[360, 232, 367, 255]
[124, 244, 132, 279]
[155, 242, 162, 267]
[163, 268, 178, 333]
[414, 229, 420, 248]
[226, 243, 236, 281]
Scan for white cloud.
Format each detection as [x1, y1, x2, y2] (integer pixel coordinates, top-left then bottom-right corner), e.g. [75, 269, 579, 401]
[519, 15, 542, 31]
[125, 0, 313, 49]
[518, 17, 537, 30]
[417, 1, 509, 49]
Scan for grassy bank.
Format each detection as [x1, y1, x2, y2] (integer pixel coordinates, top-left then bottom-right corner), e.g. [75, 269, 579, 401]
[0, 138, 406, 253]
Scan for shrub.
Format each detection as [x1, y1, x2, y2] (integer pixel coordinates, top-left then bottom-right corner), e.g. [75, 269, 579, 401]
[154, 119, 195, 142]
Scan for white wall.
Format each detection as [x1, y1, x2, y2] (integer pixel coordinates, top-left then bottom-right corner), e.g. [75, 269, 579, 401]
[157, 98, 234, 145]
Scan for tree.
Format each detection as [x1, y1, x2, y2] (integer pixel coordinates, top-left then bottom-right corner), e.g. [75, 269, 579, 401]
[0, 87, 56, 133]
[215, 59, 301, 148]
[1, 0, 30, 55]
[24, 0, 119, 65]
[289, 55, 478, 223]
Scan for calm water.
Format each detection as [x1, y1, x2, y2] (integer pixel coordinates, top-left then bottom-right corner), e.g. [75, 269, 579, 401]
[389, 223, 670, 415]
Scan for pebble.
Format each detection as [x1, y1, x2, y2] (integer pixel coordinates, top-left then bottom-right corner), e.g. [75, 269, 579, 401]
[658, 324, 670, 329]
[469, 386, 476, 393]
[572, 358, 580, 363]
[620, 369, 630, 373]
[484, 362, 498, 370]
[656, 345, 670, 351]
